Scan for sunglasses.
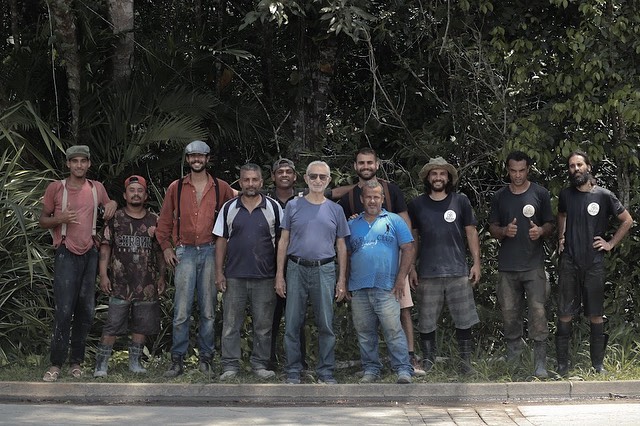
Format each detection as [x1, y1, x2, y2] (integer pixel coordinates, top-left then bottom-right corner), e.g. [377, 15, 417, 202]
[307, 173, 329, 181]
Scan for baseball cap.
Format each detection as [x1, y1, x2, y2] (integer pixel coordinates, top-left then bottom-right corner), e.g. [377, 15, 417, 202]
[272, 158, 295, 172]
[65, 145, 90, 160]
[124, 175, 147, 191]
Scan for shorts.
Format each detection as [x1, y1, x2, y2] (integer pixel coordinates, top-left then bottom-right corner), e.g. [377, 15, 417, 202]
[557, 255, 605, 318]
[416, 276, 479, 334]
[399, 275, 413, 309]
[102, 297, 160, 336]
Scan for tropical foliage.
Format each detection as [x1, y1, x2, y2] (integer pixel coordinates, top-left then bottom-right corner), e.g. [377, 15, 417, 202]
[1, 0, 639, 374]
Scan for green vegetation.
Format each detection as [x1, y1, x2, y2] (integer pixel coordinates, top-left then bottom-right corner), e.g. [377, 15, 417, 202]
[2, 1, 639, 381]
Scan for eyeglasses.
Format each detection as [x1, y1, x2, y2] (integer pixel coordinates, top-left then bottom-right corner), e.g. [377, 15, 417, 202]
[307, 173, 329, 181]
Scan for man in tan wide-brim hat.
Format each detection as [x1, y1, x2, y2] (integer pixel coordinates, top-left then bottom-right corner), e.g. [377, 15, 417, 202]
[408, 156, 481, 375]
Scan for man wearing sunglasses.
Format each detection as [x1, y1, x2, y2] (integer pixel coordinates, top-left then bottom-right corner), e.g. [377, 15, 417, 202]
[275, 161, 350, 384]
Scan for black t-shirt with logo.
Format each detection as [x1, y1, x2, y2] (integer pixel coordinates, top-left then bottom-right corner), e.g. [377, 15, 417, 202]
[558, 185, 625, 268]
[489, 182, 554, 271]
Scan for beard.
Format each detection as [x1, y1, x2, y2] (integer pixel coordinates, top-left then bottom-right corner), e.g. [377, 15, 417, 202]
[569, 171, 591, 187]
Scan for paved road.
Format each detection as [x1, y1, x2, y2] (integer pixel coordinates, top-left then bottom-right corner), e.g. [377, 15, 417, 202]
[1, 401, 639, 425]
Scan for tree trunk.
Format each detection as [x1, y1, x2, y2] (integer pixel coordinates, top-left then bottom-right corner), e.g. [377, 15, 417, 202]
[50, 0, 81, 142]
[291, 17, 336, 159]
[9, 0, 20, 49]
[108, 0, 134, 84]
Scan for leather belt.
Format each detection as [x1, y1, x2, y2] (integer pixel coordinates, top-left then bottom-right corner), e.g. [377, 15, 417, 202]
[288, 255, 334, 267]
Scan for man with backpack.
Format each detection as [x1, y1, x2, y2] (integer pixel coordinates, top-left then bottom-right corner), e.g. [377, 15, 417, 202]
[156, 140, 235, 377]
[39, 145, 117, 382]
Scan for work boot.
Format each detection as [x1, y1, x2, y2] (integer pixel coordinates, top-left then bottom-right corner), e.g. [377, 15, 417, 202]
[506, 338, 525, 363]
[128, 342, 147, 374]
[533, 341, 549, 379]
[93, 344, 112, 378]
[555, 320, 572, 377]
[457, 339, 474, 375]
[164, 354, 184, 378]
[590, 333, 609, 374]
[420, 339, 436, 373]
[198, 355, 213, 374]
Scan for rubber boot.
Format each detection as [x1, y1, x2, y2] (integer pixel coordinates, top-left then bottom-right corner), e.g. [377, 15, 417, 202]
[506, 338, 525, 363]
[533, 341, 549, 379]
[128, 342, 147, 374]
[93, 344, 112, 378]
[164, 353, 184, 378]
[555, 320, 572, 377]
[420, 339, 436, 373]
[457, 339, 474, 375]
[198, 354, 213, 374]
[590, 322, 608, 374]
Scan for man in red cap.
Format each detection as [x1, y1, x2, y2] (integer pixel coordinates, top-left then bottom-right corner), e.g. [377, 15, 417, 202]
[94, 175, 166, 377]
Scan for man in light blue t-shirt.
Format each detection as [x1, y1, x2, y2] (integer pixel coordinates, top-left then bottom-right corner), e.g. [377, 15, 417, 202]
[347, 180, 415, 384]
[275, 160, 350, 385]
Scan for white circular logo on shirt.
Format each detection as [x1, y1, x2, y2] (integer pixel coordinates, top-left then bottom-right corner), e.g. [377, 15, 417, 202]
[587, 202, 600, 216]
[522, 204, 535, 218]
[444, 210, 457, 223]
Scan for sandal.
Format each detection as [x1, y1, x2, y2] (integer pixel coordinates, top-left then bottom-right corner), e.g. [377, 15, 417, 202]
[43, 367, 60, 382]
[69, 365, 83, 378]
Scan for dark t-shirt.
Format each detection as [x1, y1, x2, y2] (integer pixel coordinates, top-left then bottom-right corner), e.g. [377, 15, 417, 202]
[213, 195, 283, 279]
[408, 192, 477, 278]
[558, 185, 625, 268]
[102, 209, 161, 301]
[489, 182, 554, 271]
[338, 180, 408, 217]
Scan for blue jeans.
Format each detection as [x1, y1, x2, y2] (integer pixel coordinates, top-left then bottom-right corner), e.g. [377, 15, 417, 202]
[284, 261, 336, 378]
[221, 278, 276, 371]
[50, 245, 98, 367]
[351, 287, 412, 377]
[171, 243, 216, 358]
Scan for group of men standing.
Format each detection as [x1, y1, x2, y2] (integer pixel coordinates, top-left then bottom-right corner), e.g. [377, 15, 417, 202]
[39, 142, 632, 383]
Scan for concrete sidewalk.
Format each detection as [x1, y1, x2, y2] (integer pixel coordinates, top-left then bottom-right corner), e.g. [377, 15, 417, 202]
[2, 380, 640, 405]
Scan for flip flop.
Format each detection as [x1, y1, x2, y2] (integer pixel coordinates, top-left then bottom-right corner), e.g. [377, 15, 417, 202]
[69, 365, 83, 378]
[42, 368, 60, 382]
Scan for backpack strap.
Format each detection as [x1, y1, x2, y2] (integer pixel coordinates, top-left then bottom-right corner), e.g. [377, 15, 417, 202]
[176, 177, 184, 245]
[348, 188, 356, 216]
[60, 179, 68, 239]
[380, 179, 393, 212]
[59, 179, 98, 238]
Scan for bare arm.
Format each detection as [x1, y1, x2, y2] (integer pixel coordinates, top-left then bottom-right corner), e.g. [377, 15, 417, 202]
[275, 230, 290, 298]
[594, 209, 633, 252]
[156, 247, 167, 296]
[465, 225, 481, 286]
[409, 229, 420, 290]
[214, 236, 228, 292]
[98, 244, 112, 294]
[557, 212, 567, 253]
[335, 237, 348, 302]
[392, 241, 415, 299]
[330, 184, 356, 201]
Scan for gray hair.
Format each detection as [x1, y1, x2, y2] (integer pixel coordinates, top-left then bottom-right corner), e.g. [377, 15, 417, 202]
[362, 179, 384, 197]
[306, 160, 330, 175]
[240, 163, 263, 179]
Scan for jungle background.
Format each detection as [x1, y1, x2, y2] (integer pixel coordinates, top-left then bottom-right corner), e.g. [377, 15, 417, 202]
[2, 0, 640, 380]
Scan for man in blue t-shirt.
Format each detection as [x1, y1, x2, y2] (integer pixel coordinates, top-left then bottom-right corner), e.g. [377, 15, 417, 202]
[275, 160, 350, 384]
[214, 163, 283, 381]
[347, 180, 415, 384]
[555, 151, 632, 376]
[489, 151, 554, 378]
[408, 157, 481, 375]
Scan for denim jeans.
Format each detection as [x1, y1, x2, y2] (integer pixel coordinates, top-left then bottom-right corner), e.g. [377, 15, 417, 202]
[172, 243, 216, 358]
[351, 287, 412, 377]
[221, 278, 276, 371]
[284, 260, 336, 378]
[50, 245, 98, 367]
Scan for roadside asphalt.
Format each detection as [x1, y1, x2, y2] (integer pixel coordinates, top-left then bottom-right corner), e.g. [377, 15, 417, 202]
[2, 379, 640, 406]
